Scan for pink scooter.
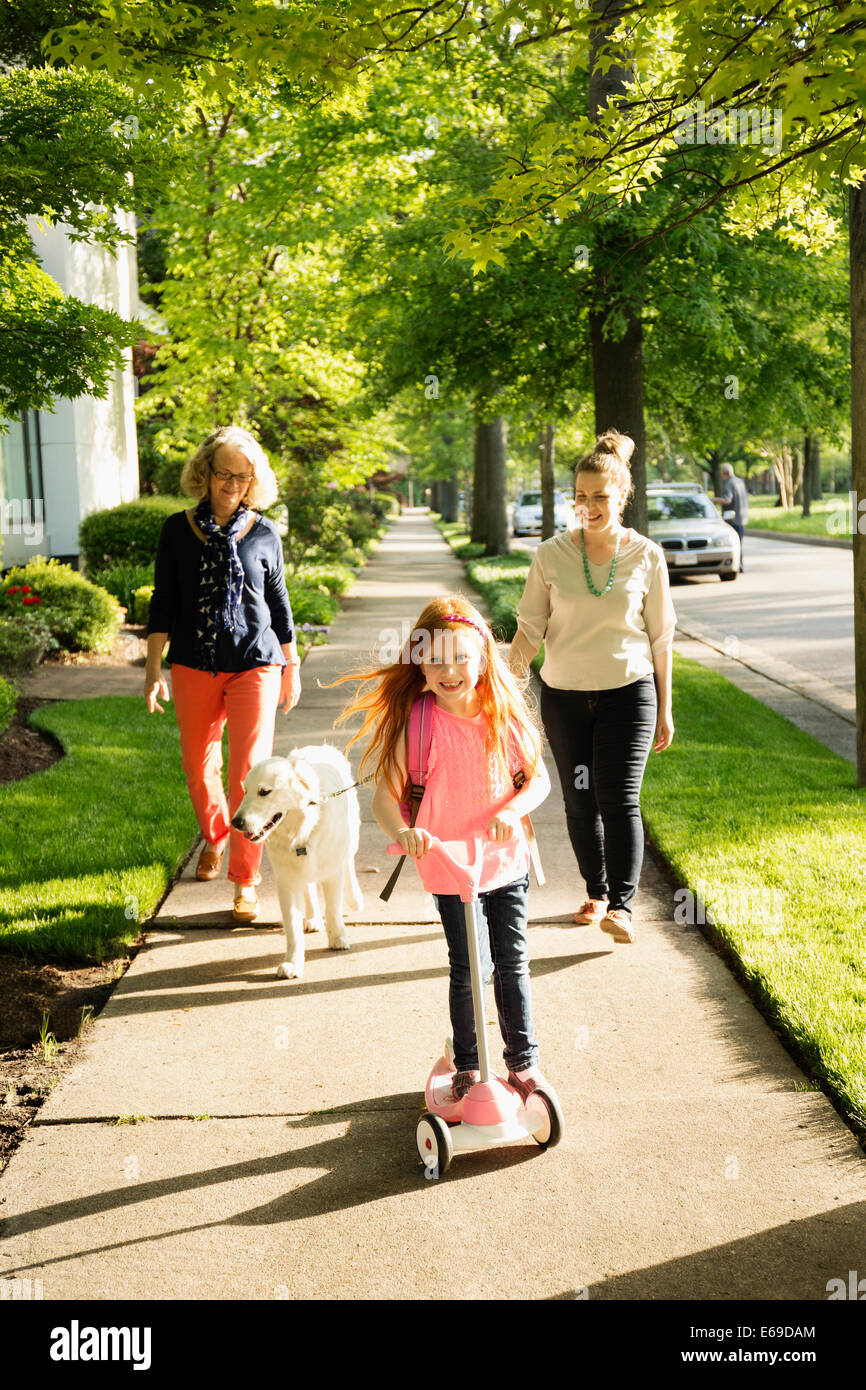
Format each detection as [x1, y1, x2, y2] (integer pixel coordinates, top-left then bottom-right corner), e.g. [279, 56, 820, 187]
[388, 834, 563, 1178]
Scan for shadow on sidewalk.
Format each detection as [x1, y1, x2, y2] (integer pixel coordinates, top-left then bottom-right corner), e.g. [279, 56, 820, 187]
[543, 1197, 866, 1300]
[2, 1102, 551, 1277]
[91, 931, 609, 1017]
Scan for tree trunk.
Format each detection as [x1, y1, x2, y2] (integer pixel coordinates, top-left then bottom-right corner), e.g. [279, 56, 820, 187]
[470, 416, 488, 545]
[484, 416, 510, 556]
[812, 436, 823, 499]
[850, 181, 866, 785]
[772, 446, 793, 509]
[440, 473, 459, 523]
[801, 438, 811, 516]
[589, 0, 648, 538]
[708, 448, 724, 499]
[591, 306, 648, 535]
[540, 423, 556, 540]
[792, 447, 804, 507]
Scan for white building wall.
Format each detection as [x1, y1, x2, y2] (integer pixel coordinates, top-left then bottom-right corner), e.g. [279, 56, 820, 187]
[23, 213, 139, 563]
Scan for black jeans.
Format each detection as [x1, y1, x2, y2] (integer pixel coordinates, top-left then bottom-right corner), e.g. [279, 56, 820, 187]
[540, 675, 657, 916]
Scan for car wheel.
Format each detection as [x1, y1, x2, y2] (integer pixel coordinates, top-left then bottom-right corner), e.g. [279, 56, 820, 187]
[719, 571, 738, 582]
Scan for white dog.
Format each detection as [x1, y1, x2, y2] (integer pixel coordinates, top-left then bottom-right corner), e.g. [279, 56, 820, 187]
[232, 746, 363, 980]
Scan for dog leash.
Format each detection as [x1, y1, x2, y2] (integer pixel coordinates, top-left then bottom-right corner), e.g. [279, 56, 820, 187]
[306, 773, 375, 808]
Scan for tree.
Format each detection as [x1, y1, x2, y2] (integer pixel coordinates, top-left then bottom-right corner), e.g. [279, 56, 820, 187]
[0, 66, 150, 416]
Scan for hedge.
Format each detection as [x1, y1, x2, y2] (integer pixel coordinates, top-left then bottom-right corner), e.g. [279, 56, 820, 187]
[79, 496, 187, 572]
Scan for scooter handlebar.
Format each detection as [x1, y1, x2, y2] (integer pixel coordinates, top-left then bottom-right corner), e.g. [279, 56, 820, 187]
[387, 834, 483, 902]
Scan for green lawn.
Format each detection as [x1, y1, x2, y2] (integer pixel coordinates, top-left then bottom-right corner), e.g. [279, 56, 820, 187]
[1, 697, 198, 960]
[644, 654, 865, 1133]
[745, 494, 852, 539]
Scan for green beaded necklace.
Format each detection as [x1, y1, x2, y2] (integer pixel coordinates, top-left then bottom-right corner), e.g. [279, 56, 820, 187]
[580, 527, 621, 597]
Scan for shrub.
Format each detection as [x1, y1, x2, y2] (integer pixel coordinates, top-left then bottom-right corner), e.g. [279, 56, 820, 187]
[0, 673, 16, 737]
[0, 614, 57, 675]
[0, 583, 59, 673]
[286, 578, 339, 627]
[372, 492, 401, 519]
[88, 560, 155, 616]
[3, 557, 122, 653]
[132, 585, 154, 626]
[292, 562, 356, 595]
[79, 496, 187, 572]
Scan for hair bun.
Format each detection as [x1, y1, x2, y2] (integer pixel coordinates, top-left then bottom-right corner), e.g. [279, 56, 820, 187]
[596, 429, 635, 465]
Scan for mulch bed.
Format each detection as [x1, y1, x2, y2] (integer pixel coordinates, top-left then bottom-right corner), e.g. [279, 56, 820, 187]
[0, 696, 64, 784]
[0, 955, 128, 1172]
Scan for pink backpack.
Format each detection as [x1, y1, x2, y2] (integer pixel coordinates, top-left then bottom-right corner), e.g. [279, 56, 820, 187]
[380, 691, 544, 902]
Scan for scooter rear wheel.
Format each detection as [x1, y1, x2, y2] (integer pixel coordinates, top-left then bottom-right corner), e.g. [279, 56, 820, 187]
[525, 1086, 564, 1149]
[416, 1113, 453, 1177]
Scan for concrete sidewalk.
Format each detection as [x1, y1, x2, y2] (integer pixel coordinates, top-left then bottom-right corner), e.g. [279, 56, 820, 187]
[2, 512, 865, 1301]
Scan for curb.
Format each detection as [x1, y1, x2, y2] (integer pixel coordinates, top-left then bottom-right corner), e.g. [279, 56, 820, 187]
[674, 618, 855, 728]
[745, 526, 853, 550]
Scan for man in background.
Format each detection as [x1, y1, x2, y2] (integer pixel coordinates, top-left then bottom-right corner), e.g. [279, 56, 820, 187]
[713, 464, 748, 572]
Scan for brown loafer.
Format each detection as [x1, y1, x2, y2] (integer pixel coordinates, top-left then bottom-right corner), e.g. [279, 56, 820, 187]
[196, 840, 226, 881]
[232, 886, 259, 923]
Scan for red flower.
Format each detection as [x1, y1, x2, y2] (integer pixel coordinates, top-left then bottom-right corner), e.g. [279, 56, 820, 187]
[22, 595, 41, 606]
[5, 586, 20, 595]
[20, 585, 32, 593]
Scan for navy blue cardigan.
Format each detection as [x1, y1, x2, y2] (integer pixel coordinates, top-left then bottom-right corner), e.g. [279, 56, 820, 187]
[146, 510, 294, 672]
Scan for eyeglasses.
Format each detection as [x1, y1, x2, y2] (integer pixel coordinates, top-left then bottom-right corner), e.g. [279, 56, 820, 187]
[210, 465, 253, 485]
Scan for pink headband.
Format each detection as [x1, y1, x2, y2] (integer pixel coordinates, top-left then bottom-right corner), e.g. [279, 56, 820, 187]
[441, 614, 488, 642]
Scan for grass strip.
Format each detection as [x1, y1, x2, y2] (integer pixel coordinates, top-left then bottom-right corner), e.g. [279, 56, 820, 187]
[434, 518, 546, 670]
[745, 495, 851, 539]
[1, 696, 198, 962]
[641, 654, 866, 1133]
[438, 515, 866, 1136]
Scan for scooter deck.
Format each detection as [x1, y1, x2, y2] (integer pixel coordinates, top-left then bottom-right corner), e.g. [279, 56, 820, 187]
[425, 1049, 517, 1124]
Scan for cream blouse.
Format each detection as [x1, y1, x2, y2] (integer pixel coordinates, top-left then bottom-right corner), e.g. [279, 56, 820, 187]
[511, 529, 677, 691]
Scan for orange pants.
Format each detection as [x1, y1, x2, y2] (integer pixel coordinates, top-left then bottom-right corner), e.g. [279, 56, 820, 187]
[171, 663, 282, 885]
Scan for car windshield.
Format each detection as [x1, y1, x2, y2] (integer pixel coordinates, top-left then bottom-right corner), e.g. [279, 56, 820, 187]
[648, 493, 719, 521]
[519, 492, 567, 507]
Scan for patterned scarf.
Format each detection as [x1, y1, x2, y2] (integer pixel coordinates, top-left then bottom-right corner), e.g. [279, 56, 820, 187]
[194, 498, 251, 673]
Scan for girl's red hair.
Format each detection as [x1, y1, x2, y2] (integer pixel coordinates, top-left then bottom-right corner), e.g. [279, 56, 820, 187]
[331, 594, 543, 798]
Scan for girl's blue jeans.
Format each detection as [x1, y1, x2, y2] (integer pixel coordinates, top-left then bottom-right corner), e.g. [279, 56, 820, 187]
[432, 873, 538, 1075]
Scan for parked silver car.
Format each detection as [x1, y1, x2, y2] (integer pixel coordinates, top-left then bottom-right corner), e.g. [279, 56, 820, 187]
[647, 485, 740, 581]
[512, 490, 574, 537]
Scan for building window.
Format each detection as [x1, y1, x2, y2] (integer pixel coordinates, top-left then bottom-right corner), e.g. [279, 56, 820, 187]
[0, 412, 45, 550]
[2, 412, 43, 502]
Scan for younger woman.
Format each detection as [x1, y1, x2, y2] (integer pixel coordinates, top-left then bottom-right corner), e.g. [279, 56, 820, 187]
[510, 429, 676, 944]
[337, 595, 554, 1104]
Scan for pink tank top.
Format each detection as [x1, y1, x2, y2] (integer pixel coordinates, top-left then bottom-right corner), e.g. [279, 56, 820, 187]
[411, 703, 529, 895]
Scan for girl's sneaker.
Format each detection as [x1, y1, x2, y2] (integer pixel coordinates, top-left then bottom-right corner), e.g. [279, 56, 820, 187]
[506, 1065, 555, 1102]
[600, 909, 636, 944]
[447, 1070, 480, 1103]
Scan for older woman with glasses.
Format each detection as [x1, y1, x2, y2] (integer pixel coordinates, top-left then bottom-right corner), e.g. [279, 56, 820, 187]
[144, 426, 300, 923]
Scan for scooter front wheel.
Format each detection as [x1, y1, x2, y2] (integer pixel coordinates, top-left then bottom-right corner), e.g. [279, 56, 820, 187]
[525, 1086, 564, 1149]
[416, 1113, 453, 1178]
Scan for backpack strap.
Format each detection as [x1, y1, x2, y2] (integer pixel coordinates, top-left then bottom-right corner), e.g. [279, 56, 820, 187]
[509, 730, 546, 887]
[406, 690, 434, 786]
[379, 692, 434, 903]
